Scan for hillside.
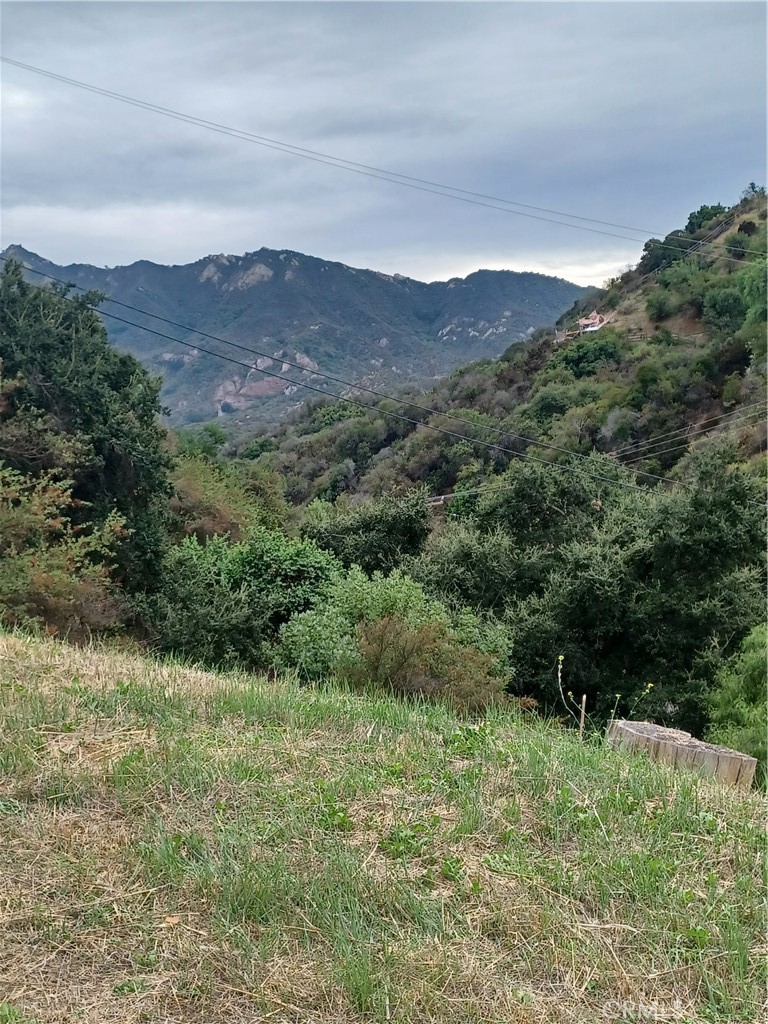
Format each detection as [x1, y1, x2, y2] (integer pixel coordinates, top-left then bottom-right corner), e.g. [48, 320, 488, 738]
[0, 244, 585, 426]
[236, 191, 766, 503]
[1, 632, 765, 1024]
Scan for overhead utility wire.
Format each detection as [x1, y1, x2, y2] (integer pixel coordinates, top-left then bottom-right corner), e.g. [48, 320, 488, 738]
[1, 57, 662, 238]
[6, 259, 759, 488]
[620, 411, 764, 460]
[618, 412, 764, 460]
[556, 211, 749, 340]
[621, 418, 763, 465]
[82, 312, 765, 509]
[5, 261, 760, 506]
[615, 403, 765, 456]
[429, 414, 766, 501]
[1, 57, 761, 265]
[3, 257, 672, 485]
[0, 258, 657, 495]
[97, 309, 658, 495]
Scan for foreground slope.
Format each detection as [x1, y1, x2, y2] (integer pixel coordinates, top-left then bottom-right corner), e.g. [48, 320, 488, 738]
[1, 634, 765, 1024]
[0, 245, 585, 425]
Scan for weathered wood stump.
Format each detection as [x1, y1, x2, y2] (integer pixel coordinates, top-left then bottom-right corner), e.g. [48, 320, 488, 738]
[605, 720, 757, 790]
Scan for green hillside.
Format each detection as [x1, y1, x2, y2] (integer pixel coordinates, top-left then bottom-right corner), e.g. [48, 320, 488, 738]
[239, 189, 766, 503]
[0, 632, 765, 1024]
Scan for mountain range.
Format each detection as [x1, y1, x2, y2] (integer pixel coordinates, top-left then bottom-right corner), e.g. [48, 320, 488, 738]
[1, 244, 586, 425]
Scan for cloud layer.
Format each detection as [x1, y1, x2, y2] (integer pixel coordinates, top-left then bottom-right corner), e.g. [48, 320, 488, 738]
[2, 1, 766, 285]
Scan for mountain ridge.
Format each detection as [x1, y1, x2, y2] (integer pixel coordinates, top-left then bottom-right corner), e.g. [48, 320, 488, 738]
[1, 243, 587, 425]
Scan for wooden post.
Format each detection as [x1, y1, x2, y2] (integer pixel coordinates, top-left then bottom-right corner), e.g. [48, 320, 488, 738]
[579, 694, 587, 739]
[605, 720, 757, 790]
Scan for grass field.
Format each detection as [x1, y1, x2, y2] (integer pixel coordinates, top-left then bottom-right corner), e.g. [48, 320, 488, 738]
[0, 632, 765, 1023]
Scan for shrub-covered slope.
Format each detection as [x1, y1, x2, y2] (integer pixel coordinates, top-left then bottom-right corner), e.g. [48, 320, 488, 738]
[239, 191, 766, 503]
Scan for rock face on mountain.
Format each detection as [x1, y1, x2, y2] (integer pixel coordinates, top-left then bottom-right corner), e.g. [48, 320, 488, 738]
[2, 244, 586, 424]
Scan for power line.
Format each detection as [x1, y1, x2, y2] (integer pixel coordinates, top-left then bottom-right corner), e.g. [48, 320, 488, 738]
[98, 309, 659, 493]
[555, 210, 754, 341]
[621, 415, 764, 465]
[2, 257, 675, 486]
[1, 56, 762, 265]
[5, 257, 758, 489]
[615, 403, 765, 457]
[3, 258, 762, 511]
[1, 256, 658, 496]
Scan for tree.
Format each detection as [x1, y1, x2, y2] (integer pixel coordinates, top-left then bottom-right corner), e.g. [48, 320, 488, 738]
[0, 262, 172, 589]
[685, 204, 726, 234]
[702, 287, 747, 334]
[302, 489, 431, 572]
[502, 446, 765, 732]
[0, 464, 123, 637]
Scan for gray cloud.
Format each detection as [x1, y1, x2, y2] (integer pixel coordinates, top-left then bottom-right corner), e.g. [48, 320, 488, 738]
[1, 1, 765, 285]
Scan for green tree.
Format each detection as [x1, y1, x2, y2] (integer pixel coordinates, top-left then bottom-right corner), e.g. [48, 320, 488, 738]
[302, 488, 431, 572]
[702, 287, 747, 334]
[646, 291, 674, 323]
[0, 262, 172, 589]
[150, 528, 340, 667]
[685, 204, 726, 234]
[502, 446, 764, 731]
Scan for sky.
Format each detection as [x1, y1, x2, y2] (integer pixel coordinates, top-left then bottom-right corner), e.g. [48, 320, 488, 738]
[1, 1, 766, 287]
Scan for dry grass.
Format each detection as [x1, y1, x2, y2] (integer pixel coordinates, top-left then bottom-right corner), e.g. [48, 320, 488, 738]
[0, 632, 765, 1023]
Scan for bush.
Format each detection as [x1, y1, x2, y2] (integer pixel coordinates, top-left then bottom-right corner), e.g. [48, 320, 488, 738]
[276, 565, 513, 710]
[302, 489, 430, 572]
[408, 522, 520, 613]
[0, 465, 123, 638]
[150, 528, 340, 668]
[554, 335, 622, 378]
[148, 535, 265, 667]
[175, 422, 228, 458]
[170, 456, 267, 541]
[238, 436, 278, 459]
[646, 291, 674, 323]
[345, 615, 508, 713]
[707, 624, 767, 786]
[500, 446, 765, 731]
[723, 231, 762, 261]
[702, 287, 747, 334]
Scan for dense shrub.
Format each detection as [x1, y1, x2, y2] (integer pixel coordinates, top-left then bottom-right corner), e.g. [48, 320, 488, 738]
[407, 522, 521, 613]
[346, 615, 508, 712]
[169, 456, 277, 541]
[0, 465, 123, 638]
[702, 287, 747, 334]
[501, 447, 765, 730]
[553, 335, 622, 378]
[147, 535, 265, 667]
[149, 528, 340, 667]
[0, 262, 172, 589]
[646, 291, 674, 323]
[302, 489, 430, 572]
[737, 258, 767, 326]
[707, 624, 767, 785]
[175, 422, 228, 458]
[276, 566, 513, 710]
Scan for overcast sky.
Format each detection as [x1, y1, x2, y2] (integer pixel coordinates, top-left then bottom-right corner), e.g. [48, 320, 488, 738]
[1, 1, 765, 286]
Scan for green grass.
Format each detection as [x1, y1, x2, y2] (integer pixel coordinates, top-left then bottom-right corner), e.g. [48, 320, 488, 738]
[0, 632, 765, 1023]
